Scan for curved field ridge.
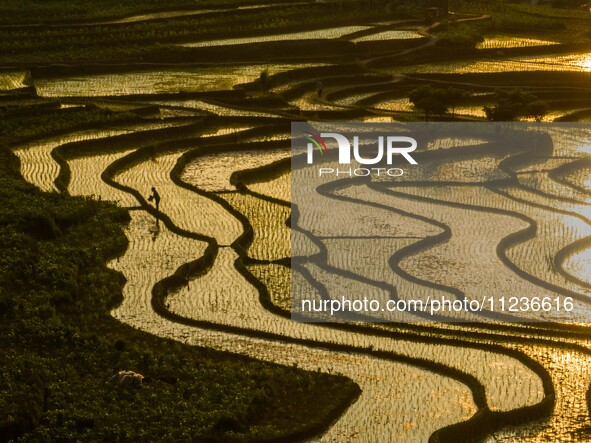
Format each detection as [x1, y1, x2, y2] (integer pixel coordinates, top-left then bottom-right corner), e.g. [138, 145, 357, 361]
[13, 120, 177, 192]
[111, 213, 478, 443]
[395, 54, 591, 74]
[379, 185, 591, 322]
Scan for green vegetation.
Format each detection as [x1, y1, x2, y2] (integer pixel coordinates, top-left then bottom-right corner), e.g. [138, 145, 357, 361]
[1, 0, 587, 64]
[434, 23, 485, 49]
[453, 0, 569, 27]
[451, 0, 586, 38]
[0, 0, 240, 24]
[0, 0, 402, 63]
[408, 85, 468, 121]
[491, 12, 566, 32]
[406, 83, 551, 122]
[483, 89, 547, 121]
[0, 144, 359, 442]
[527, 100, 550, 122]
[409, 86, 449, 121]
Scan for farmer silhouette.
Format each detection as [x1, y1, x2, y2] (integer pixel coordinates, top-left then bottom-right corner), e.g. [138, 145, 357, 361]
[148, 186, 161, 223]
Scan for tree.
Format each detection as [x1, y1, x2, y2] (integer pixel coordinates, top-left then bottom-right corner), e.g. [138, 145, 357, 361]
[409, 86, 449, 121]
[483, 89, 539, 121]
[483, 100, 520, 121]
[444, 87, 466, 117]
[527, 101, 549, 123]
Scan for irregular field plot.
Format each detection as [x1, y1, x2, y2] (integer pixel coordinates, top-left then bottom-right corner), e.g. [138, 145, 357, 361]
[15, 128, 134, 192]
[35, 65, 319, 97]
[68, 149, 138, 206]
[476, 36, 559, 49]
[181, 148, 291, 192]
[180, 27, 372, 47]
[396, 53, 591, 74]
[111, 215, 477, 442]
[0, 70, 29, 90]
[352, 29, 423, 42]
[395, 185, 591, 320]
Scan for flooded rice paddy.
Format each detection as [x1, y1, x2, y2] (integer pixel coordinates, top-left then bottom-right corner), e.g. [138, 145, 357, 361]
[181, 148, 291, 192]
[476, 36, 560, 49]
[352, 29, 424, 42]
[0, 70, 30, 90]
[12, 20, 591, 441]
[179, 26, 372, 47]
[395, 52, 591, 74]
[35, 64, 320, 97]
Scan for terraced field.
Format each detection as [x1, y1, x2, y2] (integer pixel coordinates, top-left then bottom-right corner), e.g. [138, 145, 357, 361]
[6, 1, 591, 440]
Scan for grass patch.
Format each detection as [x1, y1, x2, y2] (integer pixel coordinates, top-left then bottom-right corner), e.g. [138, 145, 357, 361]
[434, 23, 485, 49]
[452, 0, 571, 34]
[0, 0, 243, 24]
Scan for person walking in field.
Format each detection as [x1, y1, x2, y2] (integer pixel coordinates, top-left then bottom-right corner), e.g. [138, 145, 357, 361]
[148, 186, 161, 222]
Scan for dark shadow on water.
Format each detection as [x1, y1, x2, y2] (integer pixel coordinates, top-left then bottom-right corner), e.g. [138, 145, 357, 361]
[151, 222, 160, 242]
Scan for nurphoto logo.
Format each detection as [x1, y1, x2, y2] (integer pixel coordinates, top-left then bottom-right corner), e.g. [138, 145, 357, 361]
[303, 131, 418, 177]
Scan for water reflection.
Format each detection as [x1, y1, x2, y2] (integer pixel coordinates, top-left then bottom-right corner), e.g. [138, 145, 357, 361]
[394, 52, 591, 74]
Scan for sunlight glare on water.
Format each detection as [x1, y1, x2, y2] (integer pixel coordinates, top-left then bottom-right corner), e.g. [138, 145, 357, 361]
[397, 52, 591, 74]
[581, 54, 591, 70]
